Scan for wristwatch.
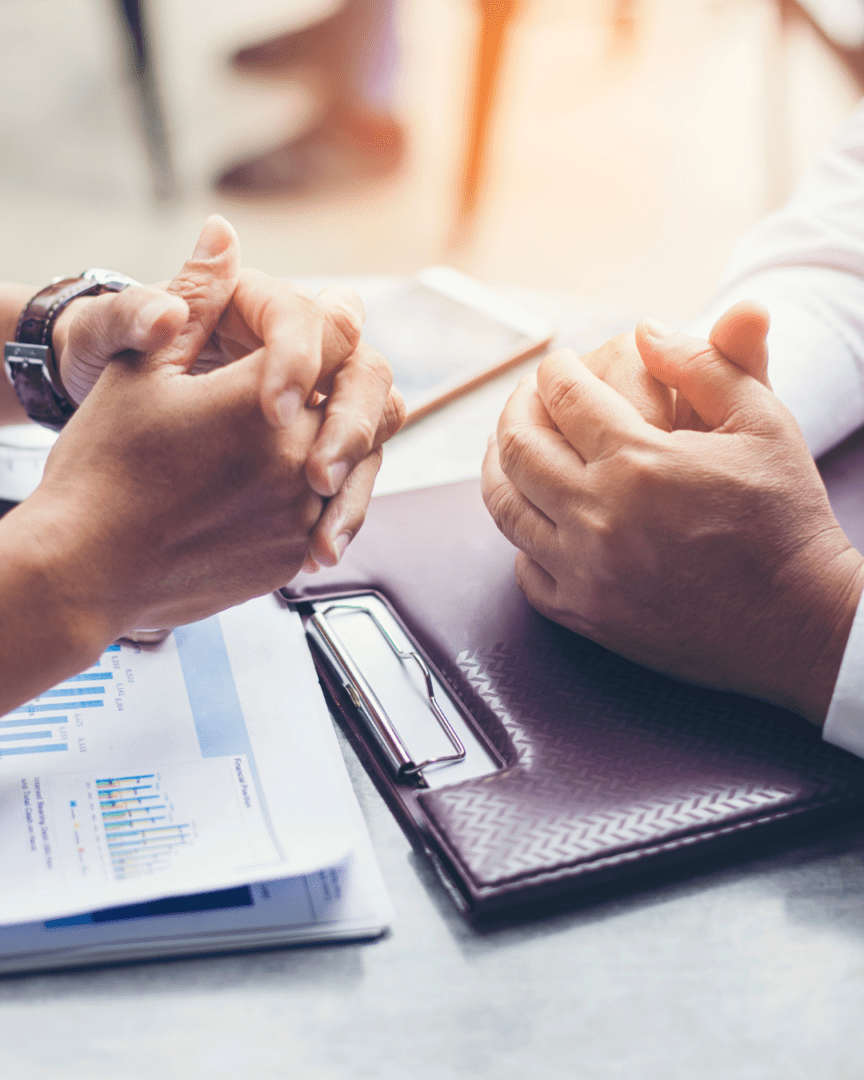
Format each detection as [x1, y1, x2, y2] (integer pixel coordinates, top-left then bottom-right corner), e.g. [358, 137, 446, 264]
[4, 268, 140, 431]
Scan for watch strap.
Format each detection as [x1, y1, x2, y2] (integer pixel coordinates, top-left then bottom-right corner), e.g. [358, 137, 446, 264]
[3, 343, 77, 432]
[15, 277, 111, 396]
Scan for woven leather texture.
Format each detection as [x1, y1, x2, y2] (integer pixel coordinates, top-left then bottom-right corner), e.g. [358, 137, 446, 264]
[417, 626, 864, 889]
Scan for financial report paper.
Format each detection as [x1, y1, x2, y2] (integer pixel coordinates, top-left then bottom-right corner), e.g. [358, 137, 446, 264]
[0, 595, 365, 925]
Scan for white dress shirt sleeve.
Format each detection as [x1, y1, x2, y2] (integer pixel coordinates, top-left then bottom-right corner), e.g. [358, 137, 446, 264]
[689, 98, 864, 458]
[687, 99, 864, 753]
[823, 598, 864, 756]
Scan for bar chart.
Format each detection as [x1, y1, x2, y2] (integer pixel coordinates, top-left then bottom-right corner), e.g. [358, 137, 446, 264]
[96, 773, 193, 882]
[0, 650, 116, 760]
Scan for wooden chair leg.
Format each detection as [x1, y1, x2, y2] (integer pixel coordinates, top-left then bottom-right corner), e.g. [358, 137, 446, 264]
[455, 0, 521, 236]
[611, 0, 636, 47]
[111, 0, 178, 200]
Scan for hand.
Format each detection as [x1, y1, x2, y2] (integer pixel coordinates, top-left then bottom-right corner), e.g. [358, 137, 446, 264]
[482, 319, 864, 724]
[14, 224, 382, 645]
[53, 216, 406, 504]
[199, 266, 405, 503]
[577, 299, 772, 431]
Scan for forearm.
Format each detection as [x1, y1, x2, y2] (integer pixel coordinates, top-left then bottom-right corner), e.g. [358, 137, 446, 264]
[0, 282, 37, 424]
[0, 496, 116, 714]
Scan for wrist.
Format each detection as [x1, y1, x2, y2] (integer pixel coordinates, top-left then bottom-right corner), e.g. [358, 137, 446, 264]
[0, 498, 121, 714]
[781, 544, 864, 725]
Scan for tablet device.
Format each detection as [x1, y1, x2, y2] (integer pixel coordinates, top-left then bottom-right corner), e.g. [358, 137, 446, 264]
[360, 267, 554, 424]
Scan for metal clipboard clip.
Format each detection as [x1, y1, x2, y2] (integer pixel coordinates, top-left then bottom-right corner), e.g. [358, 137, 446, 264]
[308, 603, 467, 786]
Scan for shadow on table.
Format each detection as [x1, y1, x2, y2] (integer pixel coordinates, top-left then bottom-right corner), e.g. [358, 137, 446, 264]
[0, 925, 370, 996]
[406, 810, 864, 955]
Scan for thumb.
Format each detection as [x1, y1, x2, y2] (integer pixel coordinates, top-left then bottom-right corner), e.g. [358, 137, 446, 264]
[634, 318, 772, 432]
[708, 299, 771, 389]
[60, 286, 188, 404]
[145, 215, 241, 374]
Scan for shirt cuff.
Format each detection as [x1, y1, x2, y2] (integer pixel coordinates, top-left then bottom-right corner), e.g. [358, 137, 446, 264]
[823, 594, 864, 759]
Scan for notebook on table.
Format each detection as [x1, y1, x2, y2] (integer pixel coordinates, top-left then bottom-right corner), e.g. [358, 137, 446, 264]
[284, 429, 864, 917]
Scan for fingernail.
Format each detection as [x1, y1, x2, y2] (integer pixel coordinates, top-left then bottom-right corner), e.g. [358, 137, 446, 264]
[333, 532, 352, 562]
[325, 460, 349, 494]
[135, 296, 180, 339]
[192, 216, 230, 261]
[644, 318, 673, 339]
[275, 387, 303, 428]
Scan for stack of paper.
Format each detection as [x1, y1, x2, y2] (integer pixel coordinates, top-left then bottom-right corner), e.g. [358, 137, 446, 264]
[0, 595, 391, 973]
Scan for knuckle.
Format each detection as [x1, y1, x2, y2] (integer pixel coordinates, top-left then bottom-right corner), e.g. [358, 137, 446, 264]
[677, 343, 719, 384]
[513, 554, 557, 617]
[366, 445, 384, 471]
[325, 302, 364, 355]
[167, 271, 213, 306]
[353, 344, 394, 391]
[483, 477, 523, 537]
[381, 388, 407, 439]
[616, 444, 657, 485]
[353, 413, 379, 450]
[329, 408, 377, 453]
[496, 421, 540, 478]
[540, 366, 587, 423]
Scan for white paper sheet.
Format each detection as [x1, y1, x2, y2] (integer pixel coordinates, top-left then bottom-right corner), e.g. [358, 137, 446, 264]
[0, 855, 390, 974]
[0, 595, 359, 924]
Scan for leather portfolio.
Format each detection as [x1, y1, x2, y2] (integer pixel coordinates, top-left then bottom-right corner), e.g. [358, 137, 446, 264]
[284, 431, 864, 917]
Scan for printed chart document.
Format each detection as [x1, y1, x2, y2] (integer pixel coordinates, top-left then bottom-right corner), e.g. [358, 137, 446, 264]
[0, 595, 391, 968]
[0, 801, 391, 973]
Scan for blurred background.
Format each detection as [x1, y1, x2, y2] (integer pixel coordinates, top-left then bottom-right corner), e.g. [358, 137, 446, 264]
[0, 0, 861, 324]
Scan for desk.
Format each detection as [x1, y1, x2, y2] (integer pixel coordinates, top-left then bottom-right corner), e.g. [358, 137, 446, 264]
[2, 284, 864, 1080]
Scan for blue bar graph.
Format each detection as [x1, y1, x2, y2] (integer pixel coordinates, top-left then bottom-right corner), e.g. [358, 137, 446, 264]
[0, 744, 67, 756]
[103, 803, 166, 818]
[0, 716, 67, 730]
[9, 701, 103, 714]
[0, 642, 121, 760]
[36, 687, 105, 698]
[96, 774, 155, 784]
[97, 785, 153, 798]
[96, 773, 192, 880]
[99, 794, 160, 808]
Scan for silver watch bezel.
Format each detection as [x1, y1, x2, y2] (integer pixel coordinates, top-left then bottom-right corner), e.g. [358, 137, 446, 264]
[80, 269, 142, 291]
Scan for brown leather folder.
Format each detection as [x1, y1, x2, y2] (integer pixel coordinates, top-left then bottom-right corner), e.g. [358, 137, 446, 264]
[284, 430, 864, 916]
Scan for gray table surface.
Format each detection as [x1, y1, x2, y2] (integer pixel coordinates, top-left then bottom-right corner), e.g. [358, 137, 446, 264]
[2, 283, 864, 1080]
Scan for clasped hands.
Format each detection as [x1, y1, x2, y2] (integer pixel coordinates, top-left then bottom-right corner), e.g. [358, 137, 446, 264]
[483, 300, 864, 724]
[22, 220, 864, 726]
[17, 216, 404, 649]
